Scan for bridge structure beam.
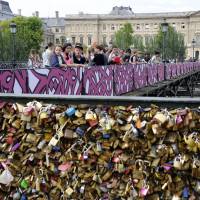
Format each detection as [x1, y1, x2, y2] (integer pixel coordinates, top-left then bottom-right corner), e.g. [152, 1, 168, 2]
[126, 70, 200, 97]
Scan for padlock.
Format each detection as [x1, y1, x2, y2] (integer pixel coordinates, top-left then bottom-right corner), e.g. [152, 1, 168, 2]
[96, 142, 102, 152]
[65, 187, 74, 196]
[140, 185, 149, 197]
[80, 185, 85, 193]
[37, 140, 46, 149]
[76, 127, 85, 136]
[65, 107, 76, 117]
[182, 187, 189, 198]
[102, 133, 110, 139]
[20, 179, 29, 189]
[20, 194, 28, 200]
[13, 191, 21, 200]
[48, 135, 60, 146]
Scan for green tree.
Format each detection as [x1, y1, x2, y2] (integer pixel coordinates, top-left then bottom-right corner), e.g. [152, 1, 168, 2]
[132, 35, 145, 52]
[155, 25, 186, 61]
[144, 35, 158, 55]
[0, 16, 43, 61]
[114, 23, 133, 49]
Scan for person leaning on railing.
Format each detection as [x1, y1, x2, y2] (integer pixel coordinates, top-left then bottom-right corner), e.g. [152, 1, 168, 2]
[62, 43, 73, 65]
[50, 45, 68, 68]
[71, 43, 87, 67]
[28, 49, 42, 68]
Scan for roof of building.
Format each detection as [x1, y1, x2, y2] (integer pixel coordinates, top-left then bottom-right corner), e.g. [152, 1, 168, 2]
[41, 18, 65, 27]
[110, 6, 134, 15]
[0, 0, 12, 13]
[0, 0, 14, 21]
[64, 11, 197, 20]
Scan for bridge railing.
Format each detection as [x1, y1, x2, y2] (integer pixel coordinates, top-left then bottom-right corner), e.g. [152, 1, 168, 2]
[0, 62, 199, 96]
[0, 61, 28, 69]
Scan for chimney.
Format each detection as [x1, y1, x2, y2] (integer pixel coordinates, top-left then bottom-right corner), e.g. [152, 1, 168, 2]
[35, 11, 39, 17]
[55, 11, 59, 18]
[18, 9, 21, 16]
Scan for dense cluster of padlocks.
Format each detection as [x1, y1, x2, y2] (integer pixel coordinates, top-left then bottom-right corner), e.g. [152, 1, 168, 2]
[0, 101, 200, 200]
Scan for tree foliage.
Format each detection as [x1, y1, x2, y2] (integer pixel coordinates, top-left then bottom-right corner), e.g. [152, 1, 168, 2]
[114, 23, 133, 49]
[114, 23, 186, 61]
[155, 25, 186, 61]
[132, 35, 145, 52]
[0, 16, 43, 61]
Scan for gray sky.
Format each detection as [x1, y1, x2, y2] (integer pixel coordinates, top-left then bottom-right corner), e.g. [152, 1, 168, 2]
[8, 0, 200, 17]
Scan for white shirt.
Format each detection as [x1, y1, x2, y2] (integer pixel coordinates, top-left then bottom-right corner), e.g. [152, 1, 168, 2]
[42, 49, 52, 67]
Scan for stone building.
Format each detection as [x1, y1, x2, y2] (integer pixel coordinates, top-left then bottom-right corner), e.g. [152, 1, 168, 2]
[43, 6, 200, 59]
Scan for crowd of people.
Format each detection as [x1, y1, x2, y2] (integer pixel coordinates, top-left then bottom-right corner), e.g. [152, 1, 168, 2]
[27, 42, 164, 68]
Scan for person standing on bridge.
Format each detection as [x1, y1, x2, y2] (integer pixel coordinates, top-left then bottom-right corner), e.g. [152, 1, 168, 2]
[72, 43, 86, 67]
[129, 50, 139, 64]
[28, 49, 42, 68]
[62, 43, 73, 65]
[150, 51, 162, 64]
[42, 42, 54, 67]
[91, 45, 108, 66]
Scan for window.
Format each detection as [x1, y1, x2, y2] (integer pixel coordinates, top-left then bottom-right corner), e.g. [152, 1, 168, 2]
[136, 24, 140, 30]
[55, 38, 60, 44]
[55, 28, 59, 33]
[103, 35, 107, 45]
[111, 24, 115, 30]
[80, 36, 83, 44]
[88, 36, 92, 45]
[145, 24, 150, 29]
[172, 23, 176, 28]
[103, 24, 106, 31]
[154, 23, 158, 29]
[61, 36, 66, 45]
[72, 36, 76, 45]
[181, 23, 185, 29]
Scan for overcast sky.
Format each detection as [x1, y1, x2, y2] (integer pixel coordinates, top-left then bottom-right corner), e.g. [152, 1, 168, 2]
[8, 0, 200, 17]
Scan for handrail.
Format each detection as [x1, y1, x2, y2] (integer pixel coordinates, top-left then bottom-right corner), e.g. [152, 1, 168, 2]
[0, 93, 200, 108]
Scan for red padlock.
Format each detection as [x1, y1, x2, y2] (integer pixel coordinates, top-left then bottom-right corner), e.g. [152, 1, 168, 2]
[6, 136, 14, 145]
[88, 120, 98, 127]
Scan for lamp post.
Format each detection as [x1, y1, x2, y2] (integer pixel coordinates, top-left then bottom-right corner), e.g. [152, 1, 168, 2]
[161, 19, 169, 80]
[9, 22, 17, 67]
[192, 38, 196, 61]
[0, 26, 3, 61]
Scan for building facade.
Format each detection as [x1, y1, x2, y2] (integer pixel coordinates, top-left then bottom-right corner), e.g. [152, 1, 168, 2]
[43, 7, 200, 59]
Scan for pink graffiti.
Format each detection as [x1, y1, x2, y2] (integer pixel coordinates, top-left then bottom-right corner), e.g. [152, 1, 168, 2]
[30, 68, 82, 95]
[134, 64, 148, 89]
[0, 62, 199, 96]
[0, 67, 83, 95]
[0, 70, 28, 93]
[83, 66, 113, 96]
[147, 64, 158, 85]
[114, 65, 134, 95]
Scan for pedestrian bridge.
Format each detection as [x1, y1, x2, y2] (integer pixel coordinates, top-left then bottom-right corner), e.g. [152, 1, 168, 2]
[0, 62, 200, 96]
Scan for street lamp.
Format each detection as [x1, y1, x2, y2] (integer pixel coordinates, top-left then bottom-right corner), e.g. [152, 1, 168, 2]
[192, 38, 196, 61]
[161, 19, 169, 62]
[9, 22, 17, 67]
[161, 19, 169, 80]
[0, 26, 3, 61]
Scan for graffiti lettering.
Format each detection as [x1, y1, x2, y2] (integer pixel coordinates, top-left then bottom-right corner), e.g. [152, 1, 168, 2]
[83, 66, 113, 96]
